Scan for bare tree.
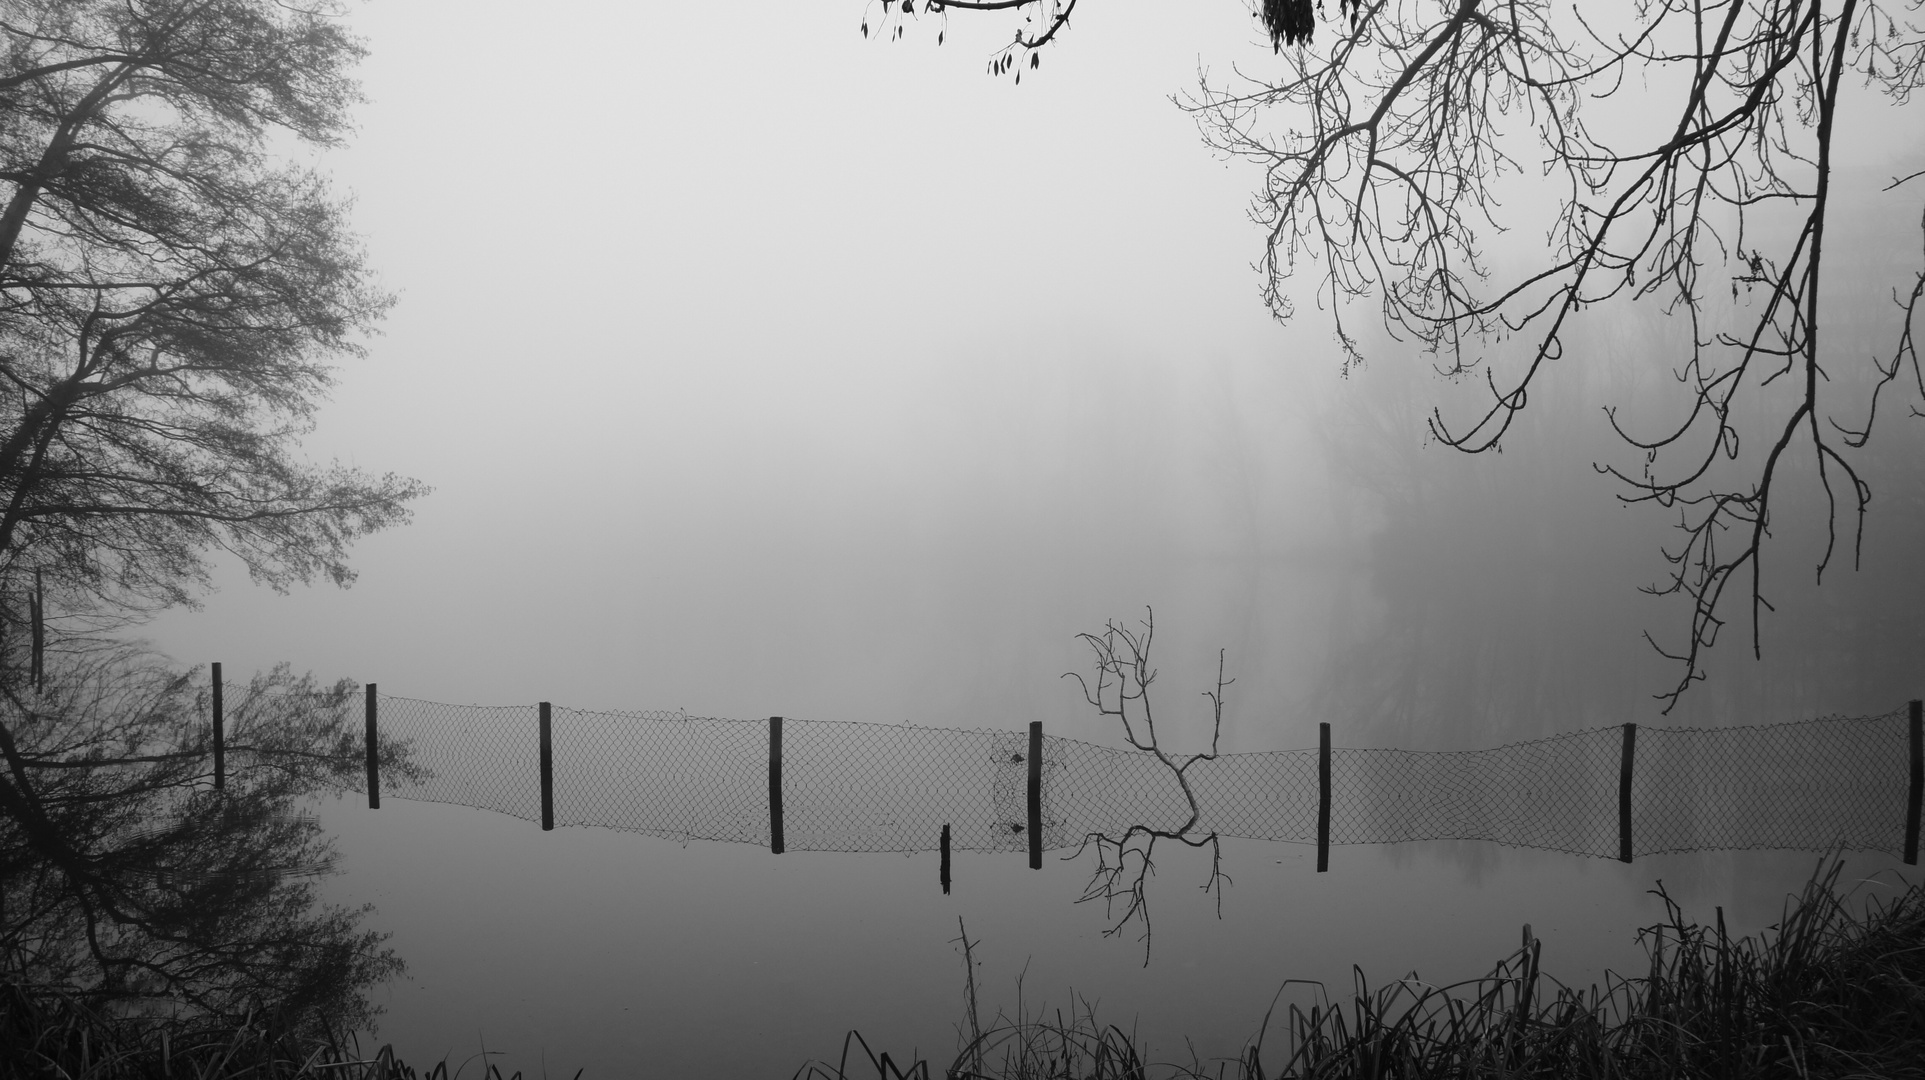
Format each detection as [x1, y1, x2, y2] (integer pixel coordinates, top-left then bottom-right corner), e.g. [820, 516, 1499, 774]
[0, 0, 425, 1035]
[0, 0, 426, 614]
[862, 0, 1925, 710]
[1061, 609, 1229, 963]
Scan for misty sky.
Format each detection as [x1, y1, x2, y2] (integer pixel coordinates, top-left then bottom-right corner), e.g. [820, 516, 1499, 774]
[145, 0, 1925, 751]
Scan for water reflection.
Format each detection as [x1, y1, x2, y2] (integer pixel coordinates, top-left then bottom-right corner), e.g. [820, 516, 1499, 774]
[311, 789, 1911, 1077]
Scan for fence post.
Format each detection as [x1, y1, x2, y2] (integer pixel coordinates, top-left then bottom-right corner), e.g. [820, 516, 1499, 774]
[940, 823, 951, 895]
[364, 684, 379, 810]
[1618, 722, 1637, 863]
[1317, 722, 1331, 873]
[211, 662, 224, 792]
[1906, 700, 1921, 866]
[1027, 721, 1043, 869]
[539, 702, 554, 831]
[769, 716, 784, 854]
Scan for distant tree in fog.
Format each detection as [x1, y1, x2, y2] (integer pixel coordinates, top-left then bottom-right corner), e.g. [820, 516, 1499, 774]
[864, 0, 1925, 709]
[1305, 327, 1924, 742]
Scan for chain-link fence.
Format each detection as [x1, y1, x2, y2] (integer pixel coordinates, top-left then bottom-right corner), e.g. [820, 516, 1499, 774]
[325, 698, 1920, 862]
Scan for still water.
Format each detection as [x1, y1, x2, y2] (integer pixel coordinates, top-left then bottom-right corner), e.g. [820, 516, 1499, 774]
[310, 788, 1912, 1078]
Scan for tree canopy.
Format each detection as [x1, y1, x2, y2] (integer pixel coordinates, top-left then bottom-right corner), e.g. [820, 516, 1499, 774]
[0, 0, 426, 616]
[870, 0, 1925, 709]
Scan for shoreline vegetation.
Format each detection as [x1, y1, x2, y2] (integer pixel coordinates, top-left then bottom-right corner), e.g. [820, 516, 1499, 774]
[0, 977, 556, 1080]
[798, 858, 1922, 1080]
[1, 860, 1915, 1079]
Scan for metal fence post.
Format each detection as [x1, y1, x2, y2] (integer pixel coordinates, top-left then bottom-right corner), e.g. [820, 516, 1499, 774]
[1317, 722, 1331, 873]
[1906, 700, 1921, 866]
[211, 662, 224, 792]
[1027, 721, 1043, 869]
[769, 716, 784, 854]
[1619, 722, 1637, 863]
[540, 702, 554, 832]
[364, 684, 379, 810]
[940, 823, 952, 895]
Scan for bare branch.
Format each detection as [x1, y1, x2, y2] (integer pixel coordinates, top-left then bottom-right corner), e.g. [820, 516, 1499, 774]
[1060, 610, 1231, 964]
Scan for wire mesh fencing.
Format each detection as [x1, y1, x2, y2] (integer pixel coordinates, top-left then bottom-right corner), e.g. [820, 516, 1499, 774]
[319, 697, 1920, 864]
[1631, 714, 1912, 856]
[1323, 729, 1629, 853]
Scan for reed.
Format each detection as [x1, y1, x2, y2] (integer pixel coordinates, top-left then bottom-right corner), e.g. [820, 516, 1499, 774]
[0, 980, 577, 1080]
[797, 857, 1925, 1080]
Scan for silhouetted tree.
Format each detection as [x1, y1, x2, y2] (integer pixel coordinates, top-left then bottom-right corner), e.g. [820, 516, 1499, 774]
[865, 0, 1925, 710]
[0, 0, 425, 613]
[0, 0, 424, 1036]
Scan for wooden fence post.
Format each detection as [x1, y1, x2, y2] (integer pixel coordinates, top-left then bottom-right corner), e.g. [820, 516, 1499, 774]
[1027, 721, 1043, 870]
[540, 702, 554, 832]
[769, 716, 784, 854]
[211, 662, 224, 792]
[364, 684, 379, 810]
[1619, 722, 1637, 863]
[1317, 722, 1331, 873]
[940, 823, 952, 895]
[1906, 700, 1921, 866]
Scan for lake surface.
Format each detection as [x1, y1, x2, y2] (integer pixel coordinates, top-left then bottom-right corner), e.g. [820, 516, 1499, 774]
[310, 788, 1912, 1078]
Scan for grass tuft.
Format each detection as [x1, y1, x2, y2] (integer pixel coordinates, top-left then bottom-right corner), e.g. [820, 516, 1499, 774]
[797, 857, 1924, 1080]
[0, 979, 581, 1080]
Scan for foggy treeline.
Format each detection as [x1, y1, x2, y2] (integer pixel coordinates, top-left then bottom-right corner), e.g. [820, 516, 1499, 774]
[1301, 163, 1923, 751]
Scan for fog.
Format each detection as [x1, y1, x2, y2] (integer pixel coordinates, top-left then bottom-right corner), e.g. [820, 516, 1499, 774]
[144, 0, 1922, 742]
[149, 0, 1332, 740]
[134, 0, 1924, 1074]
